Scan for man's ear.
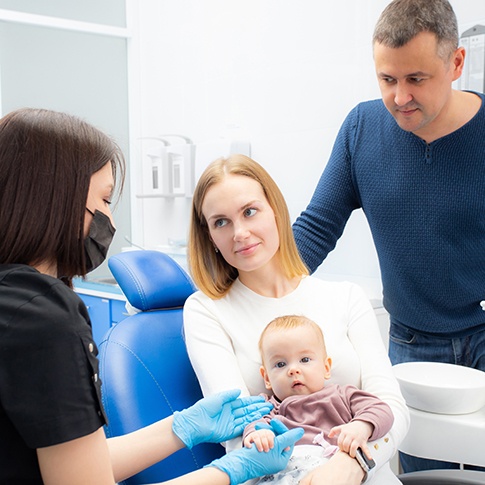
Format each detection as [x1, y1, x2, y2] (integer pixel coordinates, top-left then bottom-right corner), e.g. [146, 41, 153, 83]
[260, 365, 272, 390]
[451, 46, 466, 82]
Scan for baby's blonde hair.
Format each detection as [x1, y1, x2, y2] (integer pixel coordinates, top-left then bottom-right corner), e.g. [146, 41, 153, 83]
[258, 315, 326, 366]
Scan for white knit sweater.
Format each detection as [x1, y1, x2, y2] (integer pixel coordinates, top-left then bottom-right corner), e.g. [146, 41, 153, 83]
[183, 276, 409, 481]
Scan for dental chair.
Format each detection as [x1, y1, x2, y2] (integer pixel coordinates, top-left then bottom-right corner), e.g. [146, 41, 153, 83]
[98, 250, 224, 485]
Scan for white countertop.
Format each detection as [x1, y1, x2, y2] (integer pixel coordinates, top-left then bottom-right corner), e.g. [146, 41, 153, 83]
[73, 278, 126, 301]
[399, 405, 485, 467]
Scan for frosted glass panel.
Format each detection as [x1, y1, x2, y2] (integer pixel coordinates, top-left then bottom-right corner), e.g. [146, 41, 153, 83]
[0, 21, 131, 278]
[0, 0, 126, 27]
[0, 22, 128, 119]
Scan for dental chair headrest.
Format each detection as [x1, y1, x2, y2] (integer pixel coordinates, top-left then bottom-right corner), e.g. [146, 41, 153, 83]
[108, 250, 196, 311]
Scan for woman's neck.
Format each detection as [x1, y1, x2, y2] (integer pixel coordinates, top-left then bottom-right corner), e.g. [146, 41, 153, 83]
[238, 268, 302, 298]
[33, 261, 57, 278]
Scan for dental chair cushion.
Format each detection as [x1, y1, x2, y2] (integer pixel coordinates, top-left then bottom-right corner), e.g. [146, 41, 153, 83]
[99, 250, 224, 484]
[108, 250, 196, 311]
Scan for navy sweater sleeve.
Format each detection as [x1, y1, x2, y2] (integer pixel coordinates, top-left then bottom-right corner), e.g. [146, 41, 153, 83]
[293, 106, 363, 273]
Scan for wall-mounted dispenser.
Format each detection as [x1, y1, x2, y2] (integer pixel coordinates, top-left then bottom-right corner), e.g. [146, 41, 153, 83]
[139, 137, 170, 196]
[165, 135, 196, 196]
[137, 135, 195, 198]
[459, 24, 485, 93]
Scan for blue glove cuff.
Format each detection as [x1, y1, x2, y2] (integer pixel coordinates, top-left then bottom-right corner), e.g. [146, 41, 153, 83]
[172, 411, 195, 449]
[206, 456, 240, 485]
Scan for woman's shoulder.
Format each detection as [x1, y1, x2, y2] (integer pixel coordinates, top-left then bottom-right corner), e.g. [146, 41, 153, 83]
[300, 275, 367, 296]
[184, 287, 213, 308]
[298, 277, 373, 314]
[1, 264, 77, 301]
[185, 279, 247, 307]
[184, 288, 221, 321]
[0, 264, 86, 331]
[2, 263, 54, 288]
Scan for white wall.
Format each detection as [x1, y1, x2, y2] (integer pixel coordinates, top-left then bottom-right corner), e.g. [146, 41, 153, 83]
[131, 0, 485, 297]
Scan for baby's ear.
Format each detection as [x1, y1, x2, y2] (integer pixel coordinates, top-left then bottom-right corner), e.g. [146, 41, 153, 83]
[260, 366, 272, 390]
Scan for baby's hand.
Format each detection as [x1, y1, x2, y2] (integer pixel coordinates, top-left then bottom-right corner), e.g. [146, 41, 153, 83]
[328, 420, 373, 459]
[243, 428, 276, 452]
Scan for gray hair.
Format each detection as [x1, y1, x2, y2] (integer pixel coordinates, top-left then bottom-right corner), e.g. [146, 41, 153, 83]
[373, 0, 458, 60]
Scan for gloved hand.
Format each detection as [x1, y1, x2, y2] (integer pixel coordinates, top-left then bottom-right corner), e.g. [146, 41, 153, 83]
[208, 419, 304, 485]
[172, 389, 273, 449]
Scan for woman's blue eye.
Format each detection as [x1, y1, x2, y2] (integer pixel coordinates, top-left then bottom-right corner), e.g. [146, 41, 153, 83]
[214, 219, 227, 228]
[244, 208, 257, 217]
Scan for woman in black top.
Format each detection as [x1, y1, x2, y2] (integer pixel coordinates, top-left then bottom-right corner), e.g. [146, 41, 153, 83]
[0, 108, 302, 484]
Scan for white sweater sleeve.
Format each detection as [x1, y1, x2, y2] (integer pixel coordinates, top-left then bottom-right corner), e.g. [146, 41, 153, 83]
[184, 291, 258, 452]
[345, 283, 410, 476]
[183, 291, 251, 398]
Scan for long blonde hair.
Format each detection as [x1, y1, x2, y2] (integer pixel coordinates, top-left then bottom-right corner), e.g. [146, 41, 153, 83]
[188, 154, 308, 299]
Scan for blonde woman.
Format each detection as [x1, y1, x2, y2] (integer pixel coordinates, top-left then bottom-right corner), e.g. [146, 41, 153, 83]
[184, 154, 409, 485]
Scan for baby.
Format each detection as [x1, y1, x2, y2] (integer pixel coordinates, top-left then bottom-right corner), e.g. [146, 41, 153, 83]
[243, 315, 394, 484]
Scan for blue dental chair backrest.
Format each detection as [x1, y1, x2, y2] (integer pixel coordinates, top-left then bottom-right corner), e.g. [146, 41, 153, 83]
[98, 250, 224, 485]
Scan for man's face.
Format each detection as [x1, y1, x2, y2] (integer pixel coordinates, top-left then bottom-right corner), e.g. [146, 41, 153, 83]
[374, 31, 462, 142]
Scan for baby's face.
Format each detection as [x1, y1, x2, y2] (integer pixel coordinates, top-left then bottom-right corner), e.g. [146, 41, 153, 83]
[260, 326, 331, 401]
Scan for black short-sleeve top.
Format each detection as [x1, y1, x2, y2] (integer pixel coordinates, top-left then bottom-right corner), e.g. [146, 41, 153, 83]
[0, 264, 107, 483]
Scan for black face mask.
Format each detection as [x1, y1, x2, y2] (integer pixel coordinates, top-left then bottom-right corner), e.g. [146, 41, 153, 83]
[84, 209, 116, 273]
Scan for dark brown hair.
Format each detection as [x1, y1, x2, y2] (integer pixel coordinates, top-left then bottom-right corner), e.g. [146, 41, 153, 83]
[0, 108, 125, 285]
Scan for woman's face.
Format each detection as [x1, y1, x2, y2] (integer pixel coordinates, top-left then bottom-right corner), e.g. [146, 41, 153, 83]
[201, 174, 280, 276]
[84, 162, 115, 237]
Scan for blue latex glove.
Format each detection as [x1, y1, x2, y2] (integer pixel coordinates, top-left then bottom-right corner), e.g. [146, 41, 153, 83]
[172, 389, 273, 449]
[208, 419, 304, 485]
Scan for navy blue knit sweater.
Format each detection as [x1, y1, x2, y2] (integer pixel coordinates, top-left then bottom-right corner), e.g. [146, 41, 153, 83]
[293, 93, 485, 337]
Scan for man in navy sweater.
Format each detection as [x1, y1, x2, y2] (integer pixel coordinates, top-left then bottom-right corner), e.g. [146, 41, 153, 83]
[293, 0, 485, 474]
